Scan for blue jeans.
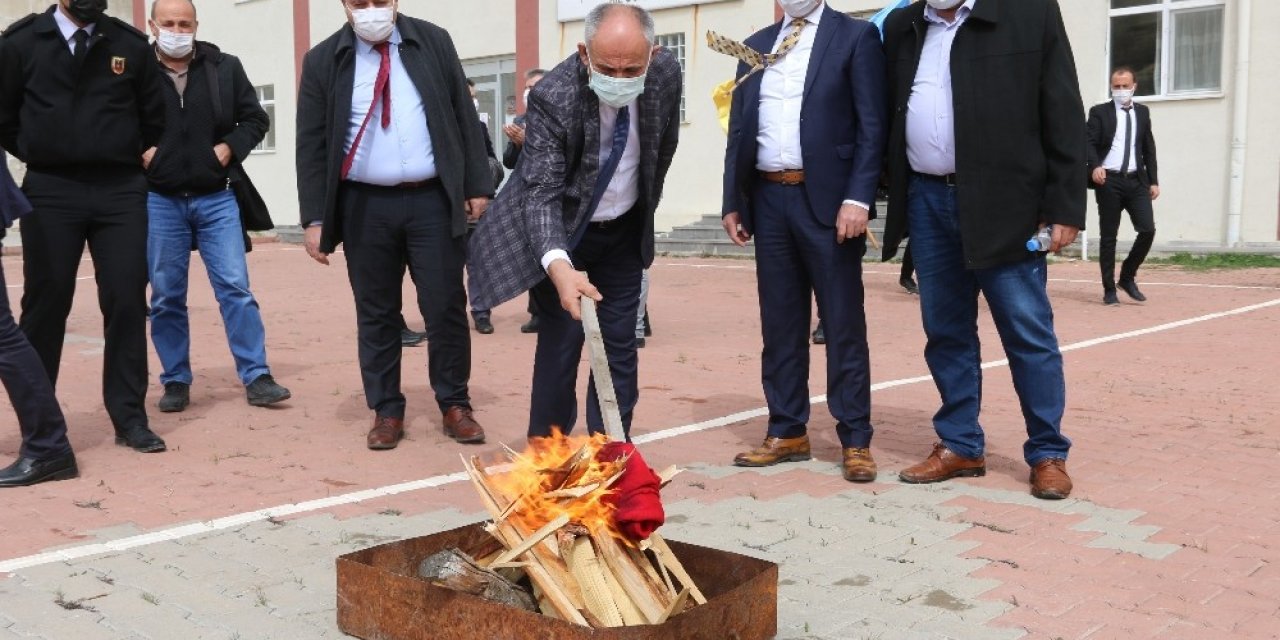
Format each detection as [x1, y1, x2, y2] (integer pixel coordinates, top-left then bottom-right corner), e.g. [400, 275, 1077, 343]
[907, 175, 1071, 465]
[148, 190, 270, 387]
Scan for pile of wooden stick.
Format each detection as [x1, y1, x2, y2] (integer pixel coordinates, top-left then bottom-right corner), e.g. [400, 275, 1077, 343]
[459, 451, 706, 628]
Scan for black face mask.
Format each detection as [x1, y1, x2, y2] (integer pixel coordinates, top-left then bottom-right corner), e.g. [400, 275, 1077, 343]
[65, 0, 107, 24]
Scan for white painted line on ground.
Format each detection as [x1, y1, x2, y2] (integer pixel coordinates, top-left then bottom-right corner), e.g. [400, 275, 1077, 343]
[2, 297, 1277, 573]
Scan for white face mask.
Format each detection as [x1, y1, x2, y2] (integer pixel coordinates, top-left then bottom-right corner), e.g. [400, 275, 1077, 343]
[522, 89, 530, 105]
[1112, 88, 1135, 106]
[156, 29, 194, 59]
[350, 6, 395, 44]
[586, 51, 650, 109]
[925, 0, 965, 9]
[777, 0, 820, 17]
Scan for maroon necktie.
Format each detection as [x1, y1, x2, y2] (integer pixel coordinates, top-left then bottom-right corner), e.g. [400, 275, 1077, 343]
[341, 42, 392, 179]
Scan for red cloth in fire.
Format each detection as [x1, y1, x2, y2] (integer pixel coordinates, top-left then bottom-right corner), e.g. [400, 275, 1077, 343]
[597, 442, 664, 541]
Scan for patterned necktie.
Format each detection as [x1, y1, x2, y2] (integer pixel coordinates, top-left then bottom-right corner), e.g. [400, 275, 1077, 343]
[706, 17, 806, 87]
[341, 42, 393, 180]
[573, 106, 631, 248]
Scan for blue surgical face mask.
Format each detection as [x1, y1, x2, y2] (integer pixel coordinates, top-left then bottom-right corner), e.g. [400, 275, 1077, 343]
[586, 49, 651, 109]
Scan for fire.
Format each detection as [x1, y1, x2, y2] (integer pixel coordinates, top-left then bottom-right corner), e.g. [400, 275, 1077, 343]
[487, 430, 629, 541]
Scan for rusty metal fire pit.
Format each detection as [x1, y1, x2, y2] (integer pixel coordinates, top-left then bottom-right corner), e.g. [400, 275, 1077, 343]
[336, 522, 778, 639]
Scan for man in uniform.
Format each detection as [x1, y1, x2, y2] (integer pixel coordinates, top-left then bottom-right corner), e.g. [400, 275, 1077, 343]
[0, 0, 168, 453]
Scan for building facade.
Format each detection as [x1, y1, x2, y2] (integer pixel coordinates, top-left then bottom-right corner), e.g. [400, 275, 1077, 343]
[3, 0, 1277, 250]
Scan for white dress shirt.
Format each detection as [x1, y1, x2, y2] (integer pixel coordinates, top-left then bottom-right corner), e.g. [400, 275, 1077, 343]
[540, 99, 642, 271]
[53, 7, 94, 54]
[344, 28, 437, 186]
[905, 0, 974, 176]
[1101, 102, 1139, 173]
[754, 4, 867, 210]
[755, 3, 823, 173]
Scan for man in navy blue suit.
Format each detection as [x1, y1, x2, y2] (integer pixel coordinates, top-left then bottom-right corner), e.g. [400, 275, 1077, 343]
[717, 0, 887, 482]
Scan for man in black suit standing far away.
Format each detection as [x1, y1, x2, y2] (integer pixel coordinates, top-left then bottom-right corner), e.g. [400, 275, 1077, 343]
[1087, 66, 1159, 306]
[297, 0, 494, 450]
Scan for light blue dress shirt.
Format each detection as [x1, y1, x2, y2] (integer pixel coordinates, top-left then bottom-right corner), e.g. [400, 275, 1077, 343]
[905, 0, 974, 176]
[344, 28, 437, 186]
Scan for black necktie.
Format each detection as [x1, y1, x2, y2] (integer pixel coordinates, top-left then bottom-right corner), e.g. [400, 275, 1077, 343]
[573, 105, 631, 248]
[1120, 107, 1133, 174]
[72, 29, 88, 66]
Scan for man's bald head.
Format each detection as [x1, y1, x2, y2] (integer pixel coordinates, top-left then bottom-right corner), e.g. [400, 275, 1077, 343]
[151, 0, 197, 21]
[578, 3, 657, 79]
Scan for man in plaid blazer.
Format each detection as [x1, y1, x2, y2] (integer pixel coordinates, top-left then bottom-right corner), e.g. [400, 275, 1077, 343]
[468, 3, 681, 441]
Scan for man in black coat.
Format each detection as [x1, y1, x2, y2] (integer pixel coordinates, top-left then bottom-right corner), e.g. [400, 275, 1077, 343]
[145, 0, 291, 415]
[0, 151, 78, 487]
[0, 0, 168, 454]
[880, 0, 1086, 500]
[1087, 66, 1159, 305]
[297, 0, 493, 450]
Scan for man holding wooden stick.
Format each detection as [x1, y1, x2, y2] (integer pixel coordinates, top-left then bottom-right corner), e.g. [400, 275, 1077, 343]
[468, 3, 682, 441]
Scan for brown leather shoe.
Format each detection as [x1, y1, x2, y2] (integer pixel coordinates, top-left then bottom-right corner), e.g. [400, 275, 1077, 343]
[367, 415, 404, 450]
[899, 442, 985, 484]
[443, 406, 485, 444]
[733, 435, 810, 467]
[1030, 458, 1072, 500]
[841, 448, 877, 483]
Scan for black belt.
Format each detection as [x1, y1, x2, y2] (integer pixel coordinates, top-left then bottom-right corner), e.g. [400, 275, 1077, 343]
[1105, 170, 1139, 177]
[587, 214, 629, 231]
[344, 177, 441, 191]
[913, 171, 957, 187]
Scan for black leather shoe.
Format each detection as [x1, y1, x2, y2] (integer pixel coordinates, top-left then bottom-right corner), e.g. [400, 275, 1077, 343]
[115, 425, 166, 453]
[811, 324, 826, 345]
[1118, 278, 1147, 302]
[474, 313, 494, 335]
[520, 315, 540, 334]
[900, 277, 920, 295]
[1103, 290, 1120, 306]
[246, 374, 291, 407]
[0, 453, 79, 487]
[401, 329, 426, 347]
[158, 382, 190, 413]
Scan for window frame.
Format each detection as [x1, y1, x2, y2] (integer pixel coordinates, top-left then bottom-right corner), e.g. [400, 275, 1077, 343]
[252, 84, 276, 154]
[654, 32, 688, 123]
[1107, 0, 1226, 101]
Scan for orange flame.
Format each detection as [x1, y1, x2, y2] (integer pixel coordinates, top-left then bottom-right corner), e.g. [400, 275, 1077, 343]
[488, 430, 626, 539]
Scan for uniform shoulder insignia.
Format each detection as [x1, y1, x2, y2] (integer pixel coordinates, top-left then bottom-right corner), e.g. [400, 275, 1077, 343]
[108, 16, 149, 40]
[0, 13, 38, 37]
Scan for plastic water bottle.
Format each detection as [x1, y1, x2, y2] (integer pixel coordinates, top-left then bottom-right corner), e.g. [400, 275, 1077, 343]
[1026, 225, 1053, 252]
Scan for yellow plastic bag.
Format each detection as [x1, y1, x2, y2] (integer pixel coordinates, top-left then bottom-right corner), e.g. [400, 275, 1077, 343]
[711, 78, 735, 134]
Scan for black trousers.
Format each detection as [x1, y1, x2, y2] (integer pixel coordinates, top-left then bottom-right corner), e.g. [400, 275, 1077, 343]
[340, 181, 471, 419]
[1096, 173, 1156, 290]
[19, 169, 150, 432]
[1, 257, 72, 460]
[528, 211, 644, 439]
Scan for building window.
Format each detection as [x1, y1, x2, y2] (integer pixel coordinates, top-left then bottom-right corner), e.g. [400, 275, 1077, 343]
[654, 33, 687, 122]
[253, 85, 275, 152]
[1109, 0, 1224, 97]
